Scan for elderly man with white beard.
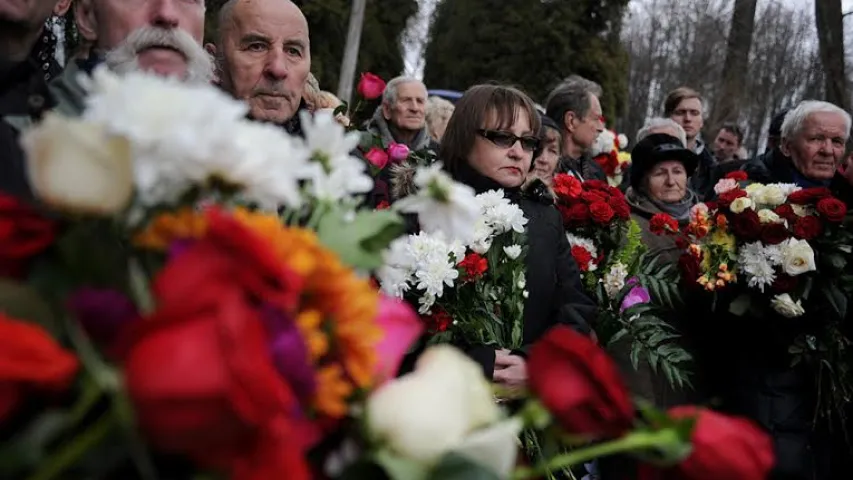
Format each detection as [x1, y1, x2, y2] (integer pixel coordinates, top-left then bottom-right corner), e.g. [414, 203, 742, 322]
[48, 0, 214, 115]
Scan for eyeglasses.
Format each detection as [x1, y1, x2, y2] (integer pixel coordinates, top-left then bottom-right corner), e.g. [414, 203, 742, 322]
[477, 129, 541, 152]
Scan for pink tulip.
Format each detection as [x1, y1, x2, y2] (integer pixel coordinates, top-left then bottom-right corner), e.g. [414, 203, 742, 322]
[388, 143, 411, 162]
[374, 296, 423, 382]
[365, 147, 389, 169]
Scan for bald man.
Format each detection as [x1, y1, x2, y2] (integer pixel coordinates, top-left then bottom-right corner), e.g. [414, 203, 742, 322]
[208, 0, 310, 128]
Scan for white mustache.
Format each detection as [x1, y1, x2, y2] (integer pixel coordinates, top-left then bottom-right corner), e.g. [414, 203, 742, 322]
[104, 27, 214, 84]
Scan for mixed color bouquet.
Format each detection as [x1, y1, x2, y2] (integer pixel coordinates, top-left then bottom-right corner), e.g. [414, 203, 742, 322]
[653, 170, 853, 418]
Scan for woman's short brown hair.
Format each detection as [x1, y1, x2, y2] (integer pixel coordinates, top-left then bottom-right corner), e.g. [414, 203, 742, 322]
[440, 84, 541, 176]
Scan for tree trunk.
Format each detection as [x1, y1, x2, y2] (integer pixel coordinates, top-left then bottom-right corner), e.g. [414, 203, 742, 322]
[709, 0, 758, 134]
[815, 0, 848, 110]
[337, 0, 367, 104]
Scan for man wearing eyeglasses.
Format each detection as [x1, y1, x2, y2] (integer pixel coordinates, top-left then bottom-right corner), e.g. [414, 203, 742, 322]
[545, 75, 607, 182]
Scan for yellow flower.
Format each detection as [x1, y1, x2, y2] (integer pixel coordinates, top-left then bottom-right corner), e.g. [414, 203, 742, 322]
[709, 230, 736, 252]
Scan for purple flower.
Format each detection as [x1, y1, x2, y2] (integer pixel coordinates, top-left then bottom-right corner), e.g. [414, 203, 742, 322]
[66, 287, 138, 345]
[620, 282, 651, 313]
[167, 239, 196, 260]
[260, 305, 316, 403]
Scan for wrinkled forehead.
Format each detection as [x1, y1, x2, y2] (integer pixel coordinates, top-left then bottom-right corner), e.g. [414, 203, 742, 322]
[801, 112, 849, 137]
[395, 81, 427, 101]
[228, 0, 309, 42]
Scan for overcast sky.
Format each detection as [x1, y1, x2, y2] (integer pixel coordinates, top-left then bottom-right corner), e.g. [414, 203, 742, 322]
[402, 0, 853, 80]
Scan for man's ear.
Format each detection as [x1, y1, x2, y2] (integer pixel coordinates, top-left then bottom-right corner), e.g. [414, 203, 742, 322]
[381, 102, 392, 121]
[204, 43, 221, 84]
[204, 42, 216, 57]
[53, 0, 72, 16]
[779, 137, 792, 158]
[563, 111, 577, 133]
[74, 0, 98, 43]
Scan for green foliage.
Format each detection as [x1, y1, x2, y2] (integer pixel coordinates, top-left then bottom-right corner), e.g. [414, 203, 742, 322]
[423, 0, 630, 117]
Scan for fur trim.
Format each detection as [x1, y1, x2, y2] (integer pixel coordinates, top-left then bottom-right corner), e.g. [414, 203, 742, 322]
[390, 161, 420, 200]
[523, 177, 556, 204]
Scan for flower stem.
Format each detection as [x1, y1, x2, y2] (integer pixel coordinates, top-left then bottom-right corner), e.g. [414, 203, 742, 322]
[26, 413, 116, 480]
[512, 430, 675, 480]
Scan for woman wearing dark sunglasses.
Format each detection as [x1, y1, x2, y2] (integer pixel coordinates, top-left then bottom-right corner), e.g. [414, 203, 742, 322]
[438, 84, 597, 390]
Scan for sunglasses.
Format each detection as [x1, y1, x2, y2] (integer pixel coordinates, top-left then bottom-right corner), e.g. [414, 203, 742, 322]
[477, 129, 540, 152]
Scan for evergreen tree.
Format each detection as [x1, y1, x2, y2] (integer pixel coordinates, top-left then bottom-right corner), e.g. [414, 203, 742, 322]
[423, 0, 629, 119]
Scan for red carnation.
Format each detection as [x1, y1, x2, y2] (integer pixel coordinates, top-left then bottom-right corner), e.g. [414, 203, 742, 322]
[815, 197, 847, 223]
[760, 222, 790, 245]
[459, 252, 488, 282]
[704, 201, 718, 212]
[787, 187, 832, 205]
[725, 171, 748, 182]
[528, 326, 634, 439]
[0, 194, 58, 278]
[584, 180, 610, 191]
[649, 213, 679, 236]
[595, 153, 619, 177]
[730, 210, 762, 241]
[774, 204, 797, 223]
[792, 215, 823, 240]
[589, 201, 615, 224]
[570, 246, 595, 271]
[717, 189, 748, 209]
[553, 174, 582, 200]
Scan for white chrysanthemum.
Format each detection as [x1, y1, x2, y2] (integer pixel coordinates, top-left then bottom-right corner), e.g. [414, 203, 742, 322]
[395, 163, 480, 243]
[296, 111, 372, 202]
[81, 67, 308, 209]
[591, 130, 616, 157]
[469, 219, 494, 254]
[503, 245, 522, 260]
[738, 242, 782, 292]
[476, 190, 528, 234]
[776, 183, 802, 197]
[603, 262, 629, 298]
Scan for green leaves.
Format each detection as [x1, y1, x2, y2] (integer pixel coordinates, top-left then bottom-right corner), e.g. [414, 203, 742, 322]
[316, 208, 404, 270]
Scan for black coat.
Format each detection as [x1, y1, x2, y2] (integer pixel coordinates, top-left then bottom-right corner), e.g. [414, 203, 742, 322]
[450, 164, 596, 379]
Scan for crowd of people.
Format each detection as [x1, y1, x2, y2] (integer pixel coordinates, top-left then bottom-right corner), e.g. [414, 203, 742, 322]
[2, 0, 853, 478]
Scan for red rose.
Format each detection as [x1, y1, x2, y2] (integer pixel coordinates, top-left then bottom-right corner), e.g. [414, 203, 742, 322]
[570, 245, 595, 271]
[595, 153, 619, 177]
[581, 190, 609, 204]
[760, 222, 789, 245]
[554, 174, 582, 200]
[725, 171, 748, 182]
[717, 189, 747, 209]
[609, 197, 631, 220]
[364, 146, 389, 169]
[729, 209, 761, 241]
[122, 210, 312, 479]
[584, 180, 610, 191]
[792, 215, 822, 240]
[589, 201, 615, 224]
[704, 201, 718, 212]
[0, 313, 79, 422]
[642, 407, 774, 480]
[678, 253, 702, 289]
[772, 273, 798, 293]
[528, 326, 634, 439]
[787, 187, 831, 205]
[564, 203, 591, 225]
[0, 194, 58, 277]
[356, 72, 386, 100]
[649, 213, 679, 236]
[816, 197, 847, 223]
[459, 252, 488, 282]
[774, 204, 797, 223]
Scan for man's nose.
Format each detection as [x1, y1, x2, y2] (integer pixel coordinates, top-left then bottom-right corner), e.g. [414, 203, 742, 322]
[265, 50, 289, 80]
[149, 0, 180, 29]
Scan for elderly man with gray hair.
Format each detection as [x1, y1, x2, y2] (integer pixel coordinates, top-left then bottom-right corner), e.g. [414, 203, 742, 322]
[717, 101, 853, 480]
[366, 76, 436, 152]
[545, 75, 607, 181]
[636, 118, 687, 146]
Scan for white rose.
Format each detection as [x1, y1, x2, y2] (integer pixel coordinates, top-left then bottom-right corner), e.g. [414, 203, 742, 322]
[757, 209, 781, 224]
[503, 245, 522, 260]
[781, 238, 816, 276]
[21, 113, 133, 215]
[744, 183, 765, 195]
[752, 185, 786, 207]
[770, 294, 805, 318]
[791, 204, 811, 217]
[729, 197, 754, 214]
[366, 346, 501, 464]
[454, 418, 523, 478]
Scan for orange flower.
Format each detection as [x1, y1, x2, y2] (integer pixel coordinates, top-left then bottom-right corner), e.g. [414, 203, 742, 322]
[133, 208, 207, 249]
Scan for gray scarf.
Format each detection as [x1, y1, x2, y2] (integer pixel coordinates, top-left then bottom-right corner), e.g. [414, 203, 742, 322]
[368, 107, 432, 150]
[627, 187, 698, 221]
